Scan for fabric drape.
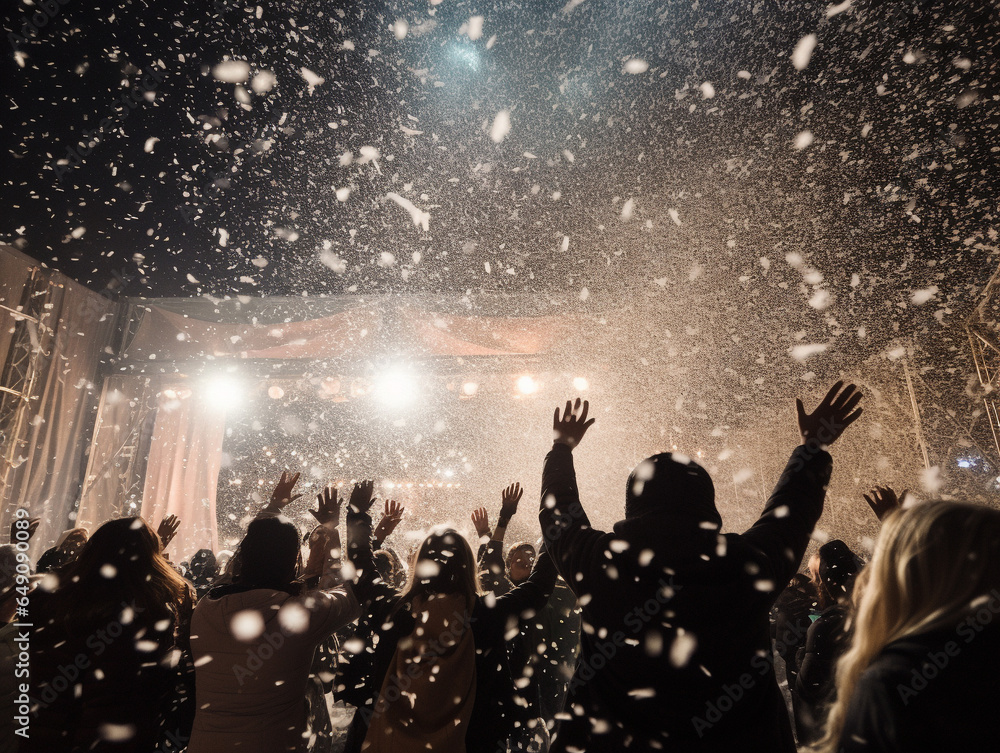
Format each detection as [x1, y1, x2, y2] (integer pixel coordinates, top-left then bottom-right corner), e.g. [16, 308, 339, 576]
[0, 246, 114, 559]
[140, 389, 226, 558]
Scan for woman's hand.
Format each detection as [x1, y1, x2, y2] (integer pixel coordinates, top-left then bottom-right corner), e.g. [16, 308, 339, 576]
[553, 398, 595, 449]
[348, 480, 376, 515]
[156, 514, 181, 549]
[499, 482, 523, 521]
[471, 507, 490, 539]
[373, 499, 404, 545]
[796, 381, 863, 447]
[266, 471, 303, 512]
[310, 484, 341, 528]
[863, 486, 907, 522]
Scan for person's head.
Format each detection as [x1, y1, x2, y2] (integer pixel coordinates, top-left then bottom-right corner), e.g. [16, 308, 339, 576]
[55, 527, 89, 563]
[40, 517, 190, 634]
[235, 517, 301, 590]
[189, 548, 218, 581]
[816, 539, 862, 607]
[820, 501, 1000, 752]
[625, 453, 720, 529]
[399, 528, 479, 609]
[374, 547, 406, 590]
[506, 542, 536, 585]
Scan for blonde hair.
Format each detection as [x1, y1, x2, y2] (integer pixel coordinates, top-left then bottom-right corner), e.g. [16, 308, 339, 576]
[818, 500, 1000, 752]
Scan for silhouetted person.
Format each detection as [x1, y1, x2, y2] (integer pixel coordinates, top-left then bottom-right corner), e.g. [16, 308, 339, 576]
[818, 500, 1000, 752]
[539, 384, 862, 752]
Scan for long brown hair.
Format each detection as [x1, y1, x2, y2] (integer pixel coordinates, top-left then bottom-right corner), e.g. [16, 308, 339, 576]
[37, 517, 192, 637]
[395, 528, 480, 613]
[817, 501, 1000, 751]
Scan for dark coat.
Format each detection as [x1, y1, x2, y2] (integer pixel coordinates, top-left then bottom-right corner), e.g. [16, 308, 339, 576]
[837, 621, 1000, 752]
[795, 604, 849, 744]
[344, 510, 558, 753]
[539, 442, 832, 753]
[477, 541, 582, 726]
[25, 590, 188, 753]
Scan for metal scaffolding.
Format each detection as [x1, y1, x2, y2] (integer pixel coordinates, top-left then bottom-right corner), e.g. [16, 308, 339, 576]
[966, 263, 1000, 469]
[0, 268, 52, 508]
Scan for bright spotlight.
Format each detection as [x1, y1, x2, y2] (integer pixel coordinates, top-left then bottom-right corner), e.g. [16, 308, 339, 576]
[572, 376, 589, 391]
[516, 375, 539, 395]
[461, 381, 478, 396]
[374, 368, 419, 409]
[203, 375, 243, 411]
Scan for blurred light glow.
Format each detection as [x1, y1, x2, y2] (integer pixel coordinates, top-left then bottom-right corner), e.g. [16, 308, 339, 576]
[572, 376, 589, 391]
[204, 375, 243, 411]
[462, 381, 479, 396]
[516, 375, 539, 395]
[268, 385, 285, 400]
[375, 368, 419, 409]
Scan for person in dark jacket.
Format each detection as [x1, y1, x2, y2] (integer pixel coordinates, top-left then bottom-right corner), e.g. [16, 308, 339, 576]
[771, 573, 816, 690]
[186, 548, 219, 600]
[345, 490, 558, 753]
[819, 500, 1000, 753]
[474, 484, 581, 752]
[26, 517, 194, 753]
[794, 539, 863, 743]
[539, 383, 863, 753]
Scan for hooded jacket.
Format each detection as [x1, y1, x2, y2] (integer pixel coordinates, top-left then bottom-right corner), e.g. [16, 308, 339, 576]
[539, 441, 832, 753]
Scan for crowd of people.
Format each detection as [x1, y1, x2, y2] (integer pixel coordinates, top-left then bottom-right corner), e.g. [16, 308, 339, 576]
[2, 381, 999, 753]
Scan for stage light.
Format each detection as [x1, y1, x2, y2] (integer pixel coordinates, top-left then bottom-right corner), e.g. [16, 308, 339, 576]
[516, 375, 539, 395]
[320, 377, 341, 395]
[572, 377, 589, 391]
[204, 375, 243, 411]
[462, 381, 478, 396]
[374, 368, 419, 409]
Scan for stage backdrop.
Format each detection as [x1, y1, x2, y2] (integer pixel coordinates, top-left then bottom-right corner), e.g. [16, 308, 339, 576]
[0, 245, 115, 558]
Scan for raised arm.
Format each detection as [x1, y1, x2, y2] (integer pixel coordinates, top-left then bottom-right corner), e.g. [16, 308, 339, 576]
[862, 486, 907, 523]
[492, 482, 523, 542]
[304, 484, 345, 591]
[743, 382, 862, 586]
[372, 499, 404, 549]
[539, 399, 604, 591]
[480, 547, 558, 638]
[343, 481, 389, 606]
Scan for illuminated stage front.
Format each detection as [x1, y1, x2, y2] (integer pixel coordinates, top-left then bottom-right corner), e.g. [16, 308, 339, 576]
[75, 295, 591, 558]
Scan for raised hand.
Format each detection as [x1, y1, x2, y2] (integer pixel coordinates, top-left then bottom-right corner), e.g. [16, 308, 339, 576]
[795, 381, 863, 447]
[553, 398, 595, 449]
[10, 514, 40, 544]
[156, 514, 181, 549]
[471, 507, 490, 539]
[863, 486, 907, 522]
[373, 499, 404, 545]
[348, 480, 376, 515]
[269, 471, 303, 510]
[310, 484, 341, 527]
[499, 482, 523, 520]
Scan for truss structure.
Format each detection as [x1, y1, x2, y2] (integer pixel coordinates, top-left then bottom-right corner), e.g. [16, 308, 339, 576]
[966, 263, 1000, 469]
[0, 268, 52, 507]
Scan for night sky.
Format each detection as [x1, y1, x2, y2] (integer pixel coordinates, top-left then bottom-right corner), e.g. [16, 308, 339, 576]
[2, 0, 996, 298]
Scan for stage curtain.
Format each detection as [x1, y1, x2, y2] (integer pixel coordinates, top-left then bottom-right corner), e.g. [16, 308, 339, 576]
[76, 376, 158, 534]
[0, 259, 115, 559]
[395, 305, 569, 355]
[140, 388, 226, 559]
